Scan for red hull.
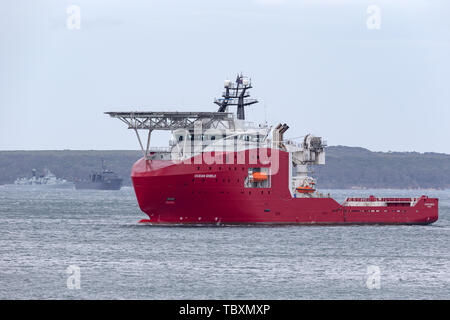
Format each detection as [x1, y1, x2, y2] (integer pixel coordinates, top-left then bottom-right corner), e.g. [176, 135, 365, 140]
[131, 150, 438, 225]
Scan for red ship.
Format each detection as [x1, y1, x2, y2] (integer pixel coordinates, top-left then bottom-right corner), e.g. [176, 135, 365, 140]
[107, 75, 438, 225]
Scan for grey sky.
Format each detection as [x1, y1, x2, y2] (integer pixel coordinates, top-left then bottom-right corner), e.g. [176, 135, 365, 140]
[1, 0, 449, 153]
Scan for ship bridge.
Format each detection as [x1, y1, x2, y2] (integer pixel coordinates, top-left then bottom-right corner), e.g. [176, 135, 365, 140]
[105, 111, 241, 159]
[106, 111, 273, 160]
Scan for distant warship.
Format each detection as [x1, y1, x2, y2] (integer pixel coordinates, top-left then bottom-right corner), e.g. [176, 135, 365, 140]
[75, 160, 122, 190]
[14, 169, 73, 188]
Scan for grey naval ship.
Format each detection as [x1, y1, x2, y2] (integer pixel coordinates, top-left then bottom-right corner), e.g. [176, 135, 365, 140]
[74, 161, 123, 190]
[14, 169, 73, 188]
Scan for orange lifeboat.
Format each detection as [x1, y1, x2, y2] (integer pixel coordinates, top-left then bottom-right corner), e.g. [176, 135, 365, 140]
[252, 172, 268, 182]
[296, 186, 316, 194]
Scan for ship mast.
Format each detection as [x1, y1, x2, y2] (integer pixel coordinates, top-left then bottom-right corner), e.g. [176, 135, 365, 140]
[214, 74, 258, 120]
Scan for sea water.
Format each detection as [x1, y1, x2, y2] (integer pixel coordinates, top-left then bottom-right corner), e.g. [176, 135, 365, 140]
[0, 186, 448, 299]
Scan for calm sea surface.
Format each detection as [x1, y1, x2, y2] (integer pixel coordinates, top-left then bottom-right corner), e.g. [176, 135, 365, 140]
[0, 185, 448, 299]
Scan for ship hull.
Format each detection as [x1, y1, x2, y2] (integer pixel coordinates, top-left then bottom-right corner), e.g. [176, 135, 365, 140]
[131, 150, 438, 225]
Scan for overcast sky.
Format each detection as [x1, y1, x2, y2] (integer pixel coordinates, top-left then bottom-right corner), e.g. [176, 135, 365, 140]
[1, 0, 449, 153]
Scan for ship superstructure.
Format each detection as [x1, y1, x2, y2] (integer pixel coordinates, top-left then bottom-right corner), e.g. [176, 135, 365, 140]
[106, 75, 438, 225]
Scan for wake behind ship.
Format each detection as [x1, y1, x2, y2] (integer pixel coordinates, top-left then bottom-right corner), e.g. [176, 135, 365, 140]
[106, 75, 438, 225]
